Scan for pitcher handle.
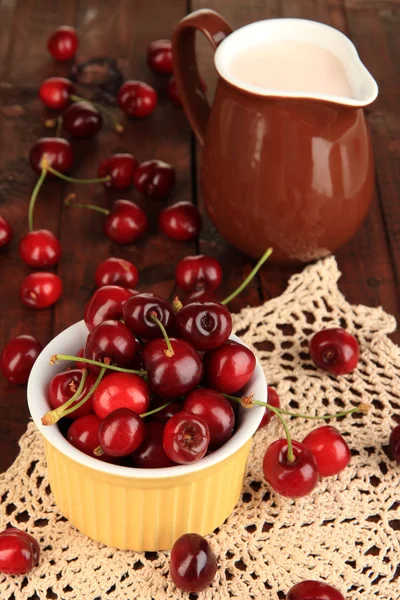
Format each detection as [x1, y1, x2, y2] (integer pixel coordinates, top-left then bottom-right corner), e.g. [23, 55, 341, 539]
[172, 9, 232, 146]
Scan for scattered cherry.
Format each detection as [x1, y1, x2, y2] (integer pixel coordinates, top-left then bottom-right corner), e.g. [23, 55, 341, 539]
[0, 528, 40, 575]
[39, 77, 75, 110]
[84, 285, 134, 331]
[117, 80, 158, 118]
[163, 411, 210, 464]
[1, 335, 42, 384]
[30, 137, 73, 175]
[170, 533, 217, 592]
[183, 388, 235, 450]
[175, 255, 223, 293]
[104, 199, 148, 244]
[20, 272, 62, 309]
[48, 368, 96, 418]
[258, 386, 280, 430]
[389, 424, 400, 464]
[19, 229, 62, 267]
[93, 372, 150, 419]
[134, 159, 175, 200]
[98, 408, 145, 456]
[95, 257, 139, 289]
[131, 421, 175, 468]
[0, 216, 13, 248]
[98, 153, 137, 190]
[263, 439, 319, 498]
[47, 26, 78, 61]
[149, 396, 182, 423]
[176, 301, 232, 350]
[84, 319, 138, 373]
[159, 201, 202, 241]
[203, 340, 256, 394]
[63, 101, 103, 139]
[0, 529, 40, 568]
[309, 328, 359, 375]
[303, 426, 350, 477]
[147, 39, 173, 74]
[286, 580, 345, 600]
[123, 292, 176, 339]
[167, 76, 206, 107]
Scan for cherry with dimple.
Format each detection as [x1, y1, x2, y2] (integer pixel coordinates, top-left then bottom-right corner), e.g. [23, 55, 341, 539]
[93, 372, 150, 419]
[98, 153, 137, 190]
[20, 272, 62, 309]
[170, 533, 217, 592]
[176, 300, 232, 350]
[118, 80, 158, 118]
[39, 77, 75, 110]
[303, 426, 350, 477]
[159, 201, 202, 241]
[163, 411, 210, 464]
[0, 528, 40, 575]
[84, 319, 137, 373]
[47, 26, 78, 62]
[95, 257, 139, 289]
[175, 254, 223, 293]
[183, 388, 235, 450]
[263, 439, 319, 498]
[0, 216, 13, 249]
[286, 580, 345, 600]
[1, 334, 42, 384]
[134, 159, 175, 200]
[63, 101, 103, 139]
[147, 39, 173, 74]
[131, 421, 175, 468]
[19, 229, 62, 267]
[203, 340, 256, 394]
[389, 424, 400, 464]
[48, 368, 96, 419]
[30, 137, 73, 175]
[98, 408, 145, 456]
[84, 285, 134, 331]
[123, 292, 176, 340]
[258, 386, 280, 430]
[309, 327, 359, 375]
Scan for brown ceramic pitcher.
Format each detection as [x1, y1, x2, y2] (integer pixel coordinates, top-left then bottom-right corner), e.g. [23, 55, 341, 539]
[172, 10, 378, 264]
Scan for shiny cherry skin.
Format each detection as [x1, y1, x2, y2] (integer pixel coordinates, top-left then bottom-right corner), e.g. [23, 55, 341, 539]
[123, 292, 176, 340]
[30, 137, 73, 175]
[167, 76, 206, 107]
[75, 347, 90, 370]
[20, 272, 62, 309]
[47, 26, 78, 61]
[48, 368, 96, 418]
[143, 338, 203, 399]
[84, 285, 134, 331]
[117, 80, 157, 118]
[93, 372, 150, 419]
[147, 39, 173, 74]
[159, 201, 202, 241]
[39, 77, 75, 110]
[203, 340, 256, 394]
[131, 421, 175, 468]
[63, 101, 103, 139]
[0, 529, 39, 575]
[104, 199, 148, 244]
[98, 153, 137, 190]
[134, 159, 175, 200]
[303, 426, 350, 477]
[163, 411, 210, 464]
[186, 289, 217, 303]
[95, 257, 138, 289]
[0, 528, 40, 568]
[309, 328, 359, 375]
[170, 533, 217, 593]
[263, 439, 319, 498]
[1, 335, 42, 384]
[183, 388, 235, 449]
[176, 301, 232, 351]
[67, 414, 112, 460]
[98, 408, 145, 456]
[258, 386, 281, 430]
[286, 580, 345, 600]
[149, 396, 182, 423]
[84, 320, 137, 373]
[19, 229, 62, 267]
[0, 216, 13, 248]
[389, 424, 400, 464]
[175, 255, 223, 293]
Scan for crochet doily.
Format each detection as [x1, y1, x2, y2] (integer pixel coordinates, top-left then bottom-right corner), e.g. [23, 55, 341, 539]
[1, 257, 399, 600]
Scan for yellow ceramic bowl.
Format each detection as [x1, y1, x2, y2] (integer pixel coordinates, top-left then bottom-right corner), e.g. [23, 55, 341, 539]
[28, 320, 266, 551]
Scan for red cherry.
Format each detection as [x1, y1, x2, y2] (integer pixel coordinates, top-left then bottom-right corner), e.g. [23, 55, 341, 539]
[104, 199, 148, 244]
[170, 533, 217, 592]
[67, 414, 106, 458]
[0, 216, 13, 248]
[175, 255, 223, 293]
[258, 387, 280, 430]
[0, 529, 40, 568]
[131, 421, 175, 468]
[0, 530, 38, 575]
[123, 292, 176, 340]
[84, 285, 134, 331]
[176, 301, 232, 351]
[389, 424, 400, 464]
[134, 159, 175, 200]
[19, 229, 62, 267]
[147, 39, 173, 74]
[48, 368, 96, 419]
[1, 335, 42, 384]
[163, 411, 210, 464]
[183, 388, 235, 449]
[20, 272, 62, 309]
[93, 372, 150, 419]
[309, 328, 359, 375]
[30, 137, 73, 175]
[286, 580, 345, 600]
[84, 320, 138, 374]
[98, 408, 145, 456]
[263, 439, 319, 498]
[75, 347, 90, 370]
[203, 340, 256, 394]
[47, 26, 78, 61]
[39, 77, 75, 110]
[95, 257, 139, 289]
[63, 101, 103, 139]
[148, 396, 182, 423]
[303, 426, 350, 477]
[98, 153, 137, 190]
[117, 81, 157, 118]
[167, 76, 206, 107]
[159, 201, 202, 241]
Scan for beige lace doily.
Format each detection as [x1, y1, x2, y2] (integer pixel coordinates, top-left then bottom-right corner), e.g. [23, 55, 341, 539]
[1, 257, 399, 600]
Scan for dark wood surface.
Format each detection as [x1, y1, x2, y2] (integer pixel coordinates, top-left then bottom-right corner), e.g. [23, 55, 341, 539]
[0, 0, 399, 473]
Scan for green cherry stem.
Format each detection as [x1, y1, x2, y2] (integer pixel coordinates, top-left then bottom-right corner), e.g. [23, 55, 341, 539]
[64, 193, 110, 215]
[55, 115, 63, 138]
[46, 164, 111, 185]
[70, 94, 124, 133]
[62, 368, 106, 418]
[151, 313, 174, 357]
[140, 400, 172, 419]
[50, 353, 146, 376]
[41, 368, 88, 425]
[28, 166, 48, 231]
[221, 247, 273, 306]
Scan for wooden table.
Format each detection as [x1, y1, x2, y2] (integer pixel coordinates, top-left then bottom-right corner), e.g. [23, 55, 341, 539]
[0, 0, 399, 473]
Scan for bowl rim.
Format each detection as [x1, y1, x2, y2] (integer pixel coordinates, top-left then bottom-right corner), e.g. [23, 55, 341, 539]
[27, 320, 267, 480]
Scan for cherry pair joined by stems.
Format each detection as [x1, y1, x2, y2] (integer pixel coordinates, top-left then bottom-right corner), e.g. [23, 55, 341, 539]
[1, 334, 42, 384]
[147, 40, 173, 74]
[159, 201, 202, 241]
[95, 257, 139, 288]
[47, 26, 78, 62]
[170, 533, 217, 593]
[258, 386, 280, 429]
[30, 138, 73, 175]
[117, 80, 157, 118]
[0, 216, 13, 248]
[0, 528, 40, 575]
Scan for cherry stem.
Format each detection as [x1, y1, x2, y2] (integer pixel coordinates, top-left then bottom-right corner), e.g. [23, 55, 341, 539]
[41, 369, 88, 425]
[55, 115, 63, 138]
[64, 193, 110, 215]
[221, 247, 273, 306]
[62, 368, 106, 418]
[51, 353, 146, 376]
[70, 94, 124, 133]
[150, 313, 174, 357]
[140, 400, 172, 418]
[46, 164, 111, 185]
[28, 166, 48, 231]
[93, 446, 104, 456]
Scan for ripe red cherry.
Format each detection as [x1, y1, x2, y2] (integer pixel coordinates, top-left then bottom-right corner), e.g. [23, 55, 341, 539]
[98, 153, 137, 190]
[20, 272, 62, 309]
[123, 292, 176, 339]
[104, 199, 148, 244]
[303, 426, 350, 477]
[389, 424, 400, 464]
[0, 529, 40, 569]
[1, 335, 42, 384]
[148, 396, 182, 423]
[159, 201, 202, 241]
[95, 257, 138, 289]
[84, 285, 134, 331]
[84, 320, 137, 373]
[131, 421, 175, 468]
[117, 81, 158, 118]
[0, 529, 39, 575]
[263, 439, 319, 498]
[176, 301, 232, 351]
[67, 414, 111, 459]
[309, 328, 359, 375]
[258, 386, 281, 430]
[175, 255, 223, 293]
[204, 340, 256, 394]
[170, 533, 217, 592]
[147, 39, 173, 74]
[134, 159, 175, 200]
[47, 26, 78, 61]
[19, 229, 62, 267]
[48, 368, 96, 419]
[167, 76, 206, 107]
[93, 372, 150, 419]
[30, 137, 73, 175]
[0, 216, 13, 248]
[98, 408, 145, 456]
[63, 101, 103, 139]
[286, 580, 345, 600]
[39, 77, 75, 110]
[183, 388, 235, 450]
[163, 411, 210, 464]
[143, 338, 203, 399]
